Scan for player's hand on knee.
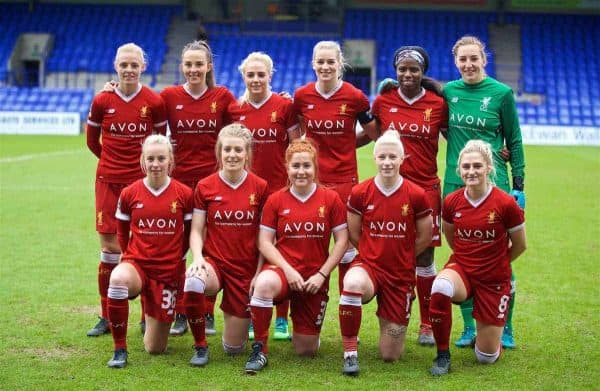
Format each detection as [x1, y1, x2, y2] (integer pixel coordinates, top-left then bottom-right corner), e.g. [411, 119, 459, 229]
[186, 259, 208, 279]
[303, 272, 325, 294]
[283, 266, 305, 292]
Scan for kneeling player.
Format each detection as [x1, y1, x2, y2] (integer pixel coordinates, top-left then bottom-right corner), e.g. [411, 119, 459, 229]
[339, 131, 433, 375]
[106, 135, 192, 368]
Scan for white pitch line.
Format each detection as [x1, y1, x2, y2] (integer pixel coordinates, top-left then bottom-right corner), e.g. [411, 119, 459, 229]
[0, 149, 86, 164]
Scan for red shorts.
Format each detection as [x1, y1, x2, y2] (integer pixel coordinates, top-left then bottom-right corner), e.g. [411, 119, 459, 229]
[95, 180, 127, 234]
[351, 261, 414, 326]
[321, 179, 357, 205]
[444, 262, 512, 327]
[124, 259, 179, 323]
[263, 264, 330, 335]
[423, 185, 442, 247]
[206, 256, 252, 319]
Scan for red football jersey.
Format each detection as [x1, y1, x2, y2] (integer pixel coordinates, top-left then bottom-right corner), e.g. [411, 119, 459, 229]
[160, 85, 235, 183]
[87, 85, 167, 183]
[228, 93, 299, 194]
[260, 185, 347, 278]
[442, 186, 525, 282]
[348, 177, 432, 284]
[194, 171, 268, 278]
[372, 88, 448, 188]
[116, 178, 193, 282]
[293, 81, 370, 183]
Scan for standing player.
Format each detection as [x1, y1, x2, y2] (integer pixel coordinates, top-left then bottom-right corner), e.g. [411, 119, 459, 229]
[183, 124, 268, 367]
[371, 45, 447, 346]
[160, 40, 236, 336]
[429, 140, 526, 375]
[106, 134, 193, 368]
[339, 131, 432, 375]
[443, 36, 526, 349]
[228, 51, 301, 340]
[293, 40, 377, 290]
[244, 139, 349, 374]
[86, 43, 167, 337]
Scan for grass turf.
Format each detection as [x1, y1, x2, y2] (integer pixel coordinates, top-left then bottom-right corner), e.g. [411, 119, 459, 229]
[0, 135, 598, 389]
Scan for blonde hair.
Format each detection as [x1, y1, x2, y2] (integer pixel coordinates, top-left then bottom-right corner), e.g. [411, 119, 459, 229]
[114, 42, 146, 66]
[312, 40, 347, 80]
[452, 35, 488, 65]
[181, 40, 216, 88]
[285, 138, 319, 185]
[215, 123, 253, 169]
[457, 139, 496, 183]
[374, 130, 405, 158]
[140, 134, 174, 175]
[238, 52, 274, 104]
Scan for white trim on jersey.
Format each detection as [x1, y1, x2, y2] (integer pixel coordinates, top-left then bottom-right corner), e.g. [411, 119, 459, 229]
[87, 119, 101, 127]
[290, 183, 317, 203]
[115, 207, 130, 221]
[183, 83, 208, 100]
[287, 123, 300, 133]
[193, 208, 207, 215]
[397, 87, 426, 106]
[374, 175, 404, 197]
[508, 222, 525, 233]
[247, 91, 272, 109]
[143, 177, 171, 197]
[463, 185, 493, 208]
[218, 170, 248, 190]
[114, 83, 143, 103]
[332, 222, 348, 232]
[184, 213, 193, 221]
[315, 80, 343, 100]
[259, 224, 276, 232]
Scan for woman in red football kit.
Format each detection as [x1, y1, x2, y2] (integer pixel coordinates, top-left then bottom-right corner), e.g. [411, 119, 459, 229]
[293, 40, 377, 292]
[86, 43, 167, 337]
[106, 134, 193, 368]
[428, 140, 527, 376]
[339, 130, 433, 376]
[160, 40, 236, 337]
[228, 51, 302, 341]
[244, 138, 349, 374]
[182, 124, 268, 367]
[372, 45, 448, 346]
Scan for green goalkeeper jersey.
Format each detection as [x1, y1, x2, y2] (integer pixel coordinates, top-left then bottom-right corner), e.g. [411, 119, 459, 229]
[443, 77, 525, 193]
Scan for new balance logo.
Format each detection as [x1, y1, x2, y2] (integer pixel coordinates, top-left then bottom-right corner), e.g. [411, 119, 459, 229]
[367, 204, 375, 210]
[107, 108, 116, 114]
[215, 196, 223, 201]
[135, 203, 144, 209]
[389, 108, 398, 112]
[176, 105, 183, 110]
[240, 115, 246, 120]
[307, 104, 314, 109]
[282, 209, 290, 214]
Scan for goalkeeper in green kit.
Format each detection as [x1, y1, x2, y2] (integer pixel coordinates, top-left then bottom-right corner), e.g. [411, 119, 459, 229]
[443, 36, 525, 349]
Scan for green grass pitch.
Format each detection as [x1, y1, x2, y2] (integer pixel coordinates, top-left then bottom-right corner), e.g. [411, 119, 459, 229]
[0, 134, 598, 389]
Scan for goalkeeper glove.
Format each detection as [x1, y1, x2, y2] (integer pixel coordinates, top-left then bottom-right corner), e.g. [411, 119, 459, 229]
[511, 176, 525, 209]
[377, 78, 399, 94]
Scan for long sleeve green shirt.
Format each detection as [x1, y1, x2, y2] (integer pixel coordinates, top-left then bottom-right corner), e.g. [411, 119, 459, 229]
[443, 77, 525, 193]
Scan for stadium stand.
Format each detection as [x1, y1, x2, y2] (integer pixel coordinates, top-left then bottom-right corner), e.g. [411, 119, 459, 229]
[0, 3, 598, 128]
[507, 13, 600, 126]
[0, 3, 179, 119]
